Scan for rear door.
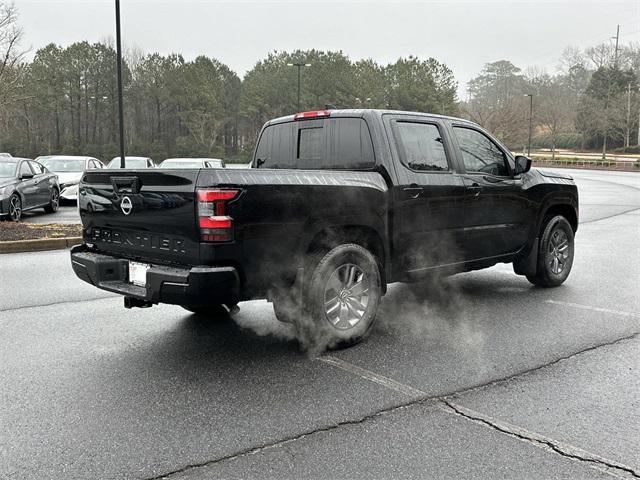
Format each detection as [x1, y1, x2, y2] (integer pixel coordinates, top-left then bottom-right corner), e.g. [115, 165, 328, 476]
[79, 170, 201, 265]
[450, 124, 532, 259]
[18, 161, 38, 208]
[28, 161, 50, 205]
[385, 115, 467, 273]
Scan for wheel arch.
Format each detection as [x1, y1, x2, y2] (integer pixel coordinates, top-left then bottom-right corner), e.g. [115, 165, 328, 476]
[540, 202, 578, 233]
[305, 224, 388, 293]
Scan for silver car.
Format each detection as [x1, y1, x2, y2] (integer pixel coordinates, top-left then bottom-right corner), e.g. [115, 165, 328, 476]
[159, 158, 225, 169]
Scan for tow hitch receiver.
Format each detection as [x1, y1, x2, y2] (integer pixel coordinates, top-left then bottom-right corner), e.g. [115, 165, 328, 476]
[124, 296, 153, 309]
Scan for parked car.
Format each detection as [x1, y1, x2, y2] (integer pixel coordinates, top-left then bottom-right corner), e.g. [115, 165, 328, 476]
[0, 157, 60, 221]
[36, 155, 103, 202]
[159, 158, 225, 169]
[70, 109, 579, 350]
[0, 153, 12, 157]
[107, 156, 155, 169]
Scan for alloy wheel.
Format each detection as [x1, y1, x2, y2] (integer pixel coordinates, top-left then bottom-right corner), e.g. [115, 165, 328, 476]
[9, 195, 21, 222]
[323, 263, 370, 330]
[547, 228, 569, 275]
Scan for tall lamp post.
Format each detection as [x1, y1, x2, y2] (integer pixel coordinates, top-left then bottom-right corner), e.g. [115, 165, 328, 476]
[115, 0, 126, 168]
[524, 93, 533, 157]
[287, 62, 311, 112]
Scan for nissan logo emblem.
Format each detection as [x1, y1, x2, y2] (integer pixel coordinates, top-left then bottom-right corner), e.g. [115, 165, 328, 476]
[121, 196, 133, 215]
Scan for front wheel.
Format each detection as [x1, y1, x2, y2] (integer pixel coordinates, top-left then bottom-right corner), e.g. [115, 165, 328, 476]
[526, 215, 575, 287]
[300, 243, 382, 350]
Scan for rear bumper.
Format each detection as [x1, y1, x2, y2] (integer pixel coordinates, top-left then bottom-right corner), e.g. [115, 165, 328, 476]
[70, 244, 240, 306]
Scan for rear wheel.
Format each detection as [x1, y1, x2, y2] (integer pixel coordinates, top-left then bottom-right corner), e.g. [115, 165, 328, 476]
[44, 188, 59, 213]
[526, 215, 574, 287]
[8, 194, 21, 222]
[298, 244, 382, 350]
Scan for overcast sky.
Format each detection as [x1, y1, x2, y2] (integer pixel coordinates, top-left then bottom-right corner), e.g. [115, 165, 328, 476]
[13, 0, 640, 96]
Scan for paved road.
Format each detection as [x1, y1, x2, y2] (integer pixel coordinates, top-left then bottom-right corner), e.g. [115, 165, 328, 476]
[21, 204, 79, 224]
[1, 169, 639, 479]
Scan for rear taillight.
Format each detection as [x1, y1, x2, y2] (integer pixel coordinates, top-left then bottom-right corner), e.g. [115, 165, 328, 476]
[197, 189, 239, 242]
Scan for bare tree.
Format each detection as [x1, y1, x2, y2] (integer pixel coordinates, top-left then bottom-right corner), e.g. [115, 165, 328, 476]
[0, 2, 27, 108]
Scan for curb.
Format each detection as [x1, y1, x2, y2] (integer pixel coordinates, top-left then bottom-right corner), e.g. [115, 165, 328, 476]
[0, 237, 83, 254]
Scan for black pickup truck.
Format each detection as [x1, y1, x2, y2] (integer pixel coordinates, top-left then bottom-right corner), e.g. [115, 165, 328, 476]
[70, 109, 578, 348]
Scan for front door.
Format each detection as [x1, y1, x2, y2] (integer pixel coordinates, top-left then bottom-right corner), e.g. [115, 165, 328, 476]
[388, 116, 467, 274]
[450, 125, 531, 260]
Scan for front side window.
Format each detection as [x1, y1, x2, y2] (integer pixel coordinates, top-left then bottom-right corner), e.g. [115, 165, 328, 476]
[393, 122, 449, 171]
[453, 127, 509, 176]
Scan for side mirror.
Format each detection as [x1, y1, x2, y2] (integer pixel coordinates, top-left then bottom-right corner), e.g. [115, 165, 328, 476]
[514, 155, 532, 175]
[20, 172, 34, 180]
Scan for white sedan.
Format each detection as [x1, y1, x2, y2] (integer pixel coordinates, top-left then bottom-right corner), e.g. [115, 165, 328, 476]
[107, 156, 155, 169]
[36, 155, 104, 202]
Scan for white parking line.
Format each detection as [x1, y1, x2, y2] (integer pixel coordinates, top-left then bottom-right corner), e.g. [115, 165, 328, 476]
[317, 356, 425, 398]
[545, 300, 639, 318]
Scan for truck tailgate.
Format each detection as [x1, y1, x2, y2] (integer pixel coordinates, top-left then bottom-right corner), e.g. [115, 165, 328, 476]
[79, 169, 200, 265]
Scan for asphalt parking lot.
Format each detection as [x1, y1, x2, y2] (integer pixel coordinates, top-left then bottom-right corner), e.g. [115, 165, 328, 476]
[1, 168, 638, 479]
[21, 204, 79, 224]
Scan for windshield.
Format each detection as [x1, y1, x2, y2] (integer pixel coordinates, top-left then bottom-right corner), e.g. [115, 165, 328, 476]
[160, 160, 203, 169]
[0, 161, 17, 176]
[39, 158, 86, 172]
[107, 158, 148, 169]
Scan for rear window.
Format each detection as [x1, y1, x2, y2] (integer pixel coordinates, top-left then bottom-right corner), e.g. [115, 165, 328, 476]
[393, 122, 449, 172]
[255, 117, 374, 170]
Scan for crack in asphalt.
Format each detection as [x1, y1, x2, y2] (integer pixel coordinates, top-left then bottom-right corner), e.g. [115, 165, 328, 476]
[141, 399, 435, 480]
[0, 295, 117, 315]
[141, 332, 639, 480]
[441, 400, 639, 479]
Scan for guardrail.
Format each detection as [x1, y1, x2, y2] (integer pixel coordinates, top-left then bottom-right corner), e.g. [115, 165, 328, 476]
[532, 157, 640, 171]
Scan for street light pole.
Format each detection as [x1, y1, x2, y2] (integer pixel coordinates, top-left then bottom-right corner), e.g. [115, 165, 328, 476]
[115, 0, 126, 169]
[287, 62, 311, 112]
[525, 94, 533, 157]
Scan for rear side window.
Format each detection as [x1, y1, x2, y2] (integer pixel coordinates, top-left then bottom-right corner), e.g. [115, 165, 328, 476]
[19, 162, 33, 176]
[29, 161, 44, 174]
[256, 118, 374, 170]
[393, 122, 449, 172]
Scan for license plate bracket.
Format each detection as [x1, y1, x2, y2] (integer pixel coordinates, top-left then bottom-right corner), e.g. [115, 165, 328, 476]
[128, 261, 149, 287]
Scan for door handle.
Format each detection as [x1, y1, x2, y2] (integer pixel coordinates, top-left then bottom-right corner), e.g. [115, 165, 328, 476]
[403, 185, 424, 199]
[467, 183, 482, 197]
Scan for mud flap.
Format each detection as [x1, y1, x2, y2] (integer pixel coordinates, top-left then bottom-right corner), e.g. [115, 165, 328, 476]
[269, 267, 305, 323]
[513, 237, 539, 276]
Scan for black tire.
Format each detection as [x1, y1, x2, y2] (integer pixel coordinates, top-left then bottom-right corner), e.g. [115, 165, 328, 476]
[181, 303, 236, 320]
[8, 194, 21, 222]
[299, 243, 382, 351]
[44, 188, 59, 213]
[526, 215, 575, 287]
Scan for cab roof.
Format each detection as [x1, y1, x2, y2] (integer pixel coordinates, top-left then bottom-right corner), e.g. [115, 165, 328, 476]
[265, 108, 475, 127]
